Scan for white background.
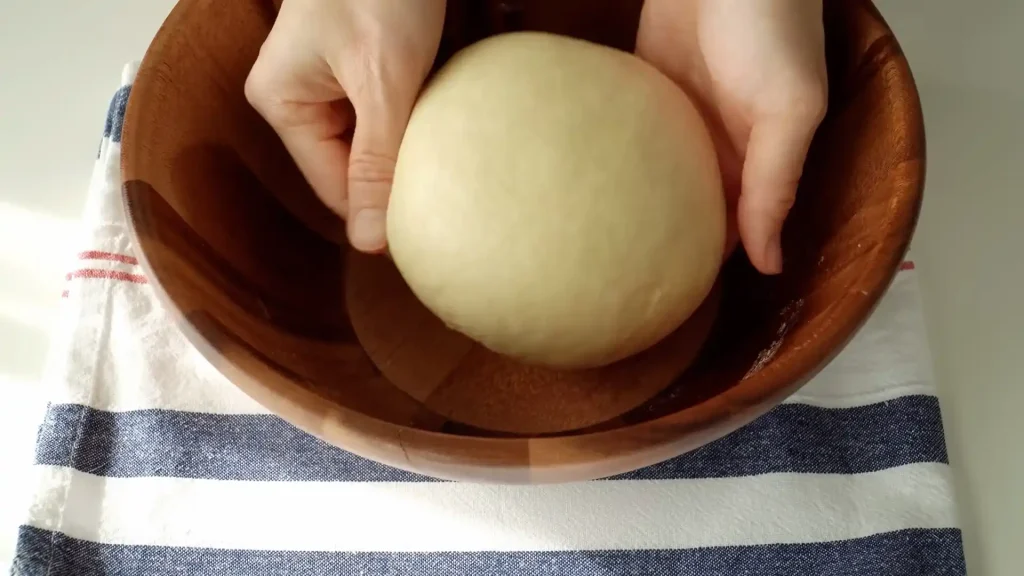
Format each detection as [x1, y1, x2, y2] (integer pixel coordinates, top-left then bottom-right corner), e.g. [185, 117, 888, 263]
[1, 0, 1021, 573]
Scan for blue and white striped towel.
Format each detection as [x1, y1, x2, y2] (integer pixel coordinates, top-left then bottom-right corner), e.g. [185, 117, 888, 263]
[10, 64, 967, 576]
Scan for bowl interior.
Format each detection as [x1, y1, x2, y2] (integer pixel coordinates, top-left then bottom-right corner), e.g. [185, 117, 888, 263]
[121, 0, 923, 482]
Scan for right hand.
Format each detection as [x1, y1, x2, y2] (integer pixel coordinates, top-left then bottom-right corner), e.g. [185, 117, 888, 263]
[636, 0, 828, 274]
[245, 0, 447, 253]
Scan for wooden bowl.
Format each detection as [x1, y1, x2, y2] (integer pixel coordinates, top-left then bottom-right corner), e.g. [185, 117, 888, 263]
[121, 0, 924, 483]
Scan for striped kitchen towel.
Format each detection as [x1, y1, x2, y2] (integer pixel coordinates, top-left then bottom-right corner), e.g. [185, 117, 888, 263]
[9, 64, 967, 576]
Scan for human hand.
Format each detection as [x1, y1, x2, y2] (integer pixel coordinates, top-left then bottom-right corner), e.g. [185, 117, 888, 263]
[245, 0, 446, 253]
[636, 0, 828, 274]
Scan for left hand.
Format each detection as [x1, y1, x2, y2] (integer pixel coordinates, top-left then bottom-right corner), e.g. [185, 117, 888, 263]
[636, 0, 828, 274]
[245, 0, 447, 253]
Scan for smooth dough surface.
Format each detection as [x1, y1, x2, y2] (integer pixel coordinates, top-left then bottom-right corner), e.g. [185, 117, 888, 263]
[387, 32, 725, 369]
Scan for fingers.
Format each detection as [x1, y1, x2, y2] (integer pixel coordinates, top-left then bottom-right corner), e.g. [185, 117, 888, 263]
[244, 0, 446, 256]
[246, 34, 354, 217]
[263, 99, 355, 218]
[738, 102, 824, 274]
[345, 87, 418, 253]
[248, 41, 420, 254]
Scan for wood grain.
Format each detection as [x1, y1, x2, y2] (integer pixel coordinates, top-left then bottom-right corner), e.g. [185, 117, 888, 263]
[346, 250, 721, 435]
[121, 0, 924, 483]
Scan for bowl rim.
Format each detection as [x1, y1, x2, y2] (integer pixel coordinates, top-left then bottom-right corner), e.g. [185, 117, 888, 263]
[121, 0, 925, 481]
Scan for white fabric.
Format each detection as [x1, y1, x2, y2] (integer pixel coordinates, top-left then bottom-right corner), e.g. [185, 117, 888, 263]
[7, 64, 966, 576]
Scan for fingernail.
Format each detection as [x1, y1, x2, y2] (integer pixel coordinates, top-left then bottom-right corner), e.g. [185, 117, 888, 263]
[350, 209, 387, 253]
[764, 233, 784, 275]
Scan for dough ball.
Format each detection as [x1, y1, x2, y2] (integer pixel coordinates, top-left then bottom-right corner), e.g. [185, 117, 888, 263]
[386, 32, 725, 369]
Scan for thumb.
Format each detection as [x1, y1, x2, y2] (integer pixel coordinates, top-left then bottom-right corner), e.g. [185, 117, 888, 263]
[738, 113, 820, 274]
[346, 91, 416, 253]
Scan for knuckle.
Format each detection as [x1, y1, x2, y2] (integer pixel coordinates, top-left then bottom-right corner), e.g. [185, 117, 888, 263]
[348, 151, 397, 188]
[244, 64, 275, 113]
[243, 76, 261, 108]
[764, 76, 828, 125]
[772, 189, 798, 213]
[766, 190, 798, 220]
[789, 80, 829, 123]
[746, 181, 798, 218]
